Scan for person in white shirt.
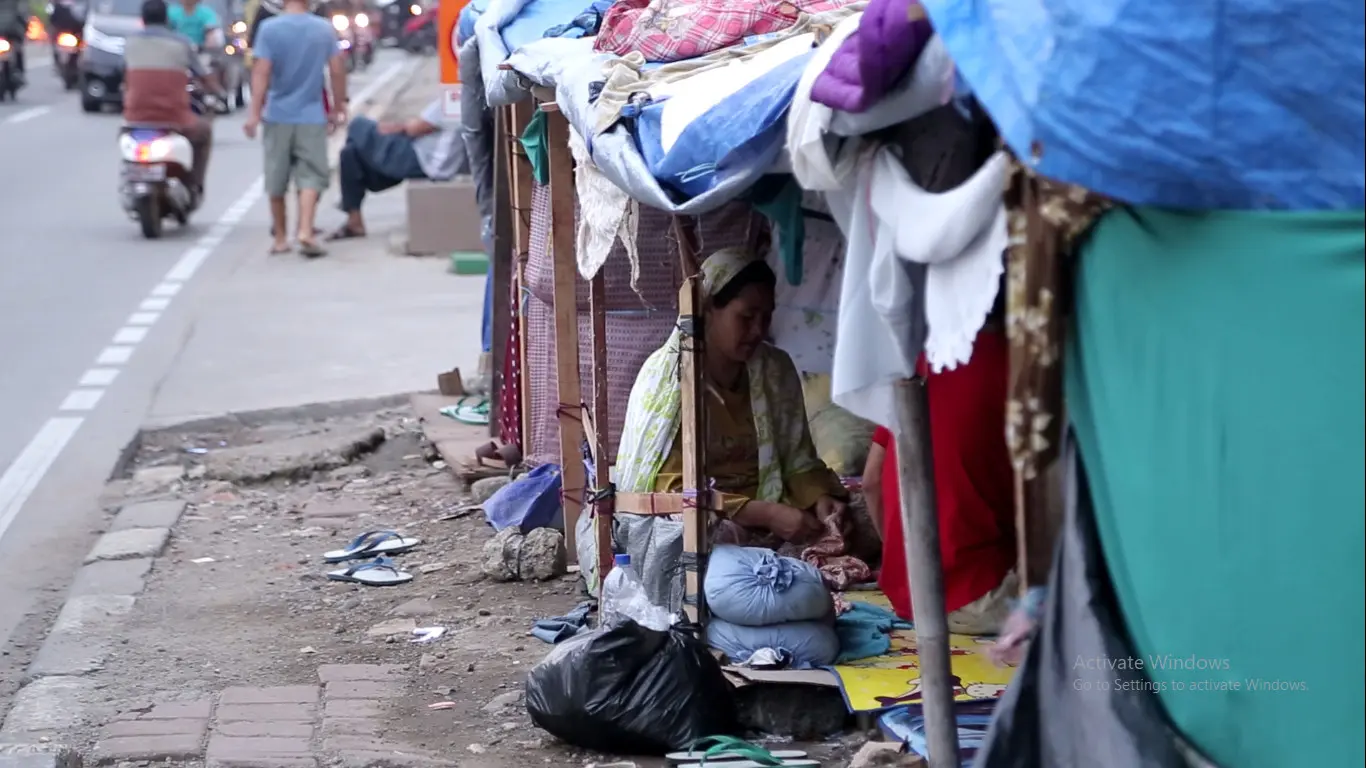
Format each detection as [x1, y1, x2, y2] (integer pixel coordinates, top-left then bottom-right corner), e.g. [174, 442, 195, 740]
[326, 98, 467, 240]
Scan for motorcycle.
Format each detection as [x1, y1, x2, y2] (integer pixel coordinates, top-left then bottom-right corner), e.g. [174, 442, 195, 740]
[398, 6, 435, 54]
[119, 84, 223, 239]
[332, 12, 373, 71]
[0, 34, 21, 101]
[53, 30, 81, 89]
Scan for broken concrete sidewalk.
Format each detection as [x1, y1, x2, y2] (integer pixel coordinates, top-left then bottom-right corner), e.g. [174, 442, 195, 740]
[202, 428, 387, 483]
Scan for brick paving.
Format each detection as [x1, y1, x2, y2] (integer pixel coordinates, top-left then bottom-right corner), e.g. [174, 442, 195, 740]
[95, 699, 213, 761]
[94, 666, 447, 766]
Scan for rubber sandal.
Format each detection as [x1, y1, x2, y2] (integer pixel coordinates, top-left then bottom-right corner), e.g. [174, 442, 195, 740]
[298, 239, 328, 258]
[440, 396, 489, 426]
[326, 556, 413, 587]
[326, 225, 365, 241]
[323, 530, 422, 563]
[668, 736, 810, 766]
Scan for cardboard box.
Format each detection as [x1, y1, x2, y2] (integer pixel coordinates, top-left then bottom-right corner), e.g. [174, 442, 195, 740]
[405, 177, 484, 255]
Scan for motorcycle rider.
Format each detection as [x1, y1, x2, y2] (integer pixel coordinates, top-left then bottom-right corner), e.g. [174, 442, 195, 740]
[168, 0, 224, 91]
[123, 0, 222, 195]
[48, 0, 86, 37]
[0, 0, 25, 86]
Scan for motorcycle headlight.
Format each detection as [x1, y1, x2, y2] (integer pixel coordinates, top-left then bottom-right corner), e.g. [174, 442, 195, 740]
[57, 32, 80, 48]
[0, 39, 10, 54]
[354, 13, 368, 27]
[409, 4, 421, 15]
[331, 14, 349, 31]
[231, 20, 246, 34]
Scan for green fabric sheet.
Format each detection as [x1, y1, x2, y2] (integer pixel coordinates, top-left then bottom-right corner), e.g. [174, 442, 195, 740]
[1066, 207, 1365, 768]
[520, 110, 549, 185]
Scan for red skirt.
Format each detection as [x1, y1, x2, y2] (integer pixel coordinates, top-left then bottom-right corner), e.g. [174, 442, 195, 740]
[876, 330, 1016, 620]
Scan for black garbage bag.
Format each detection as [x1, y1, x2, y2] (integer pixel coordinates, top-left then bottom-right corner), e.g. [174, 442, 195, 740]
[974, 436, 1215, 768]
[525, 620, 738, 755]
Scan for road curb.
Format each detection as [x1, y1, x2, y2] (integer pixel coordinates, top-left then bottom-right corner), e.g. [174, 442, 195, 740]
[0, 497, 184, 743]
[0, 743, 83, 768]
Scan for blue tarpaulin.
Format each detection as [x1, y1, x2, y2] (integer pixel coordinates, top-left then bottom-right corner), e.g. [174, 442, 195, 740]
[922, 0, 1365, 209]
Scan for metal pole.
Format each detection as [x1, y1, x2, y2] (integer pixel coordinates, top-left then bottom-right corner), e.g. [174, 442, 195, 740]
[892, 376, 960, 768]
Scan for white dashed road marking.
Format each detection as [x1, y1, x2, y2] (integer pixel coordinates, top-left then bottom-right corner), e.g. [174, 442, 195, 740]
[2, 106, 51, 125]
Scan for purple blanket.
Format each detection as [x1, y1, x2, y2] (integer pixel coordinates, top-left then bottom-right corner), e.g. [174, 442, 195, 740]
[810, 0, 934, 113]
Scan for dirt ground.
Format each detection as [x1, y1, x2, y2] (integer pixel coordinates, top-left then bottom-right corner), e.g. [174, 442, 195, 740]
[41, 403, 872, 766]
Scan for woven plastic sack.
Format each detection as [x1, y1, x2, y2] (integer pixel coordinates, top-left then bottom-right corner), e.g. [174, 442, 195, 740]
[704, 545, 833, 627]
[706, 617, 840, 669]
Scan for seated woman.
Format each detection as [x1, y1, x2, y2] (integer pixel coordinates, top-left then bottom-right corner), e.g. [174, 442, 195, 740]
[615, 247, 850, 548]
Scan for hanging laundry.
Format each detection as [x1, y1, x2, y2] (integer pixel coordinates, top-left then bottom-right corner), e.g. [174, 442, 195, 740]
[810, 0, 934, 113]
[594, 0, 856, 63]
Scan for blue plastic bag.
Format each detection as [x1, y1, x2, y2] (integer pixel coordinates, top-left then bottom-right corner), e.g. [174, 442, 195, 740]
[704, 545, 833, 627]
[706, 618, 840, 669]
[484, 464, 563, 532]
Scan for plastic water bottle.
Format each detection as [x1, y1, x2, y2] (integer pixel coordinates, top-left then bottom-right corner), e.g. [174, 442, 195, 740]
[600, 554, 673, 631]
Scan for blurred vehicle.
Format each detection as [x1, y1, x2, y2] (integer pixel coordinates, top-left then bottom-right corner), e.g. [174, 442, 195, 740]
[79, 0, 243, 113]
[375, 0, 418, 46]
[120, 80, 223, 238]
[331, 7, 372, 71]
[397, 3, 433, 53]
[0, 31, 23, 100]
[47, 0, 88, 88]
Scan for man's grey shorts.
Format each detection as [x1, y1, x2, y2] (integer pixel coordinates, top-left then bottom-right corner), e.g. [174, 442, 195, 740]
[262, 122, 330, 197]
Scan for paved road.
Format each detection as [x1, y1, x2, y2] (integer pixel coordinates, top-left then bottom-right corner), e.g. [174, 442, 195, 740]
[0, 47, 416, 705]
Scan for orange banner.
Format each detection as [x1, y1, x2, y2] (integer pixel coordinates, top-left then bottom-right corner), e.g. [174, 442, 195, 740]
[438, 0, 469, 84]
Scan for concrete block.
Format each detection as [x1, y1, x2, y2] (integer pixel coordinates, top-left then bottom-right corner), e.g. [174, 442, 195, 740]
[0, 678, 94, 739]
[404, 178, 483, 255]
[0, 744, 83, 768]
[27, 596, 136, 679]
[67, 558, 153, 598]
[84, 528, 170, 563]
[111, 500, 187, 531]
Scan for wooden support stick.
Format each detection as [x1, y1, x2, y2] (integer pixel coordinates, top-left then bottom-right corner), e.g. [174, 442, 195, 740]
[506, 103, 535, 452]
[614, 492, 723, 516]
[545, 107, 586, 559]
[678, 274, 708, 624]
[892, 377, 960, 768]
[489, 106, 513, 439]
[588, 261, 614, 593]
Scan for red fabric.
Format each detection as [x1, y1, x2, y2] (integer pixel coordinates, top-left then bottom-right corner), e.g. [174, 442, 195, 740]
[875, 330, 1016, 620]
[593, 0, 853, 63]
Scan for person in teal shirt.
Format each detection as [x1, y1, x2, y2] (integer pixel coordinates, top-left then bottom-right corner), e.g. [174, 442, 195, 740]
[168, 0, 222, 49]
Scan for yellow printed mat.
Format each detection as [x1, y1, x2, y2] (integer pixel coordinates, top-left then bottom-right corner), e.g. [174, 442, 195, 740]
[832, 591, 1014, 712]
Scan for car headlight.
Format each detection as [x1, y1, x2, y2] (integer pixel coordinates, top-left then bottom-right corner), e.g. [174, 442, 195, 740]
[232, 20, 246, 34]
[332, 14, 349, 31]
[85, 27, 125, 54]
[354, 13, 368, 27]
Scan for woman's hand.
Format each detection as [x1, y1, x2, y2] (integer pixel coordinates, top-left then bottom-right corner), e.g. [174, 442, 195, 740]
[812, 495, 846, 523]
[754, 501, 822, 543]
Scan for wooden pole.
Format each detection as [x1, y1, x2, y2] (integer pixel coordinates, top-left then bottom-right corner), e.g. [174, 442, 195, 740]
[505, 103, 535, 451]
[489, 106, 513, 439]
[891, 377, 960, 767]
[545, 106, 586, 559]
[673, 215, 708, 624]
[588, 263, 615, 592]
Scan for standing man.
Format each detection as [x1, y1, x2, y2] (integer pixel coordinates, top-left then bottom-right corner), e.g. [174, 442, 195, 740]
[244, 0, 346, 257]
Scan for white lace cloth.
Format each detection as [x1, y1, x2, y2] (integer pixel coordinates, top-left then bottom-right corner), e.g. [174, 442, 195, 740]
[828, 150, 1009, 433]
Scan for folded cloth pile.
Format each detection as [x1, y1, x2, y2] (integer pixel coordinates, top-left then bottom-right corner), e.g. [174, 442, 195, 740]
[801, 510, 872, 590]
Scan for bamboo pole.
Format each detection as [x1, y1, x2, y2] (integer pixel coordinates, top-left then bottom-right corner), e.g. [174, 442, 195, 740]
[891, 376, 960, 767]
[588, 266, 615, 593]
[489, 106, 513, 439]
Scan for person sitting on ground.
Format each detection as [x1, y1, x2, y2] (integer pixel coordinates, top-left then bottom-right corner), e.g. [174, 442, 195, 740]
[325, 97, 466, 241]
[862, 319, 1018, 636]
[614, 248, 850, 548]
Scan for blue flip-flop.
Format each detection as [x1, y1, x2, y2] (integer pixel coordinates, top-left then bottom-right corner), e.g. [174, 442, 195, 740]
[323, 530, 422, 563]
[326, 556, 414, 587]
